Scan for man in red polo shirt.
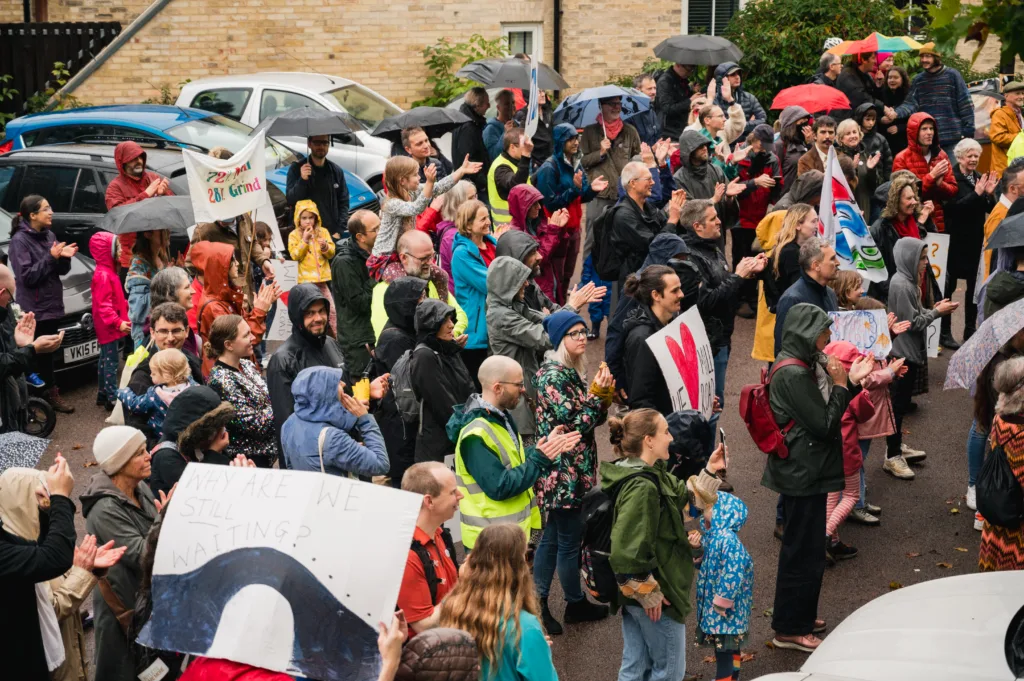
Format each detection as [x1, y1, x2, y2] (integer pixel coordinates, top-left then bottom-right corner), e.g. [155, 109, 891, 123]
[398, 462, 463, 634]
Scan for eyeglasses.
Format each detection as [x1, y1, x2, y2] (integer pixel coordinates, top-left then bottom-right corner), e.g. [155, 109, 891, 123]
[565, 329, 589, 340]
[153, 327, 187, 337]
[499, 380, 525, 389]
[403, 251, 435, 263]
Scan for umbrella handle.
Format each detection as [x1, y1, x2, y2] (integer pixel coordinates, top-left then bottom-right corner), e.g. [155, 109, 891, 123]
[600, 116, 607, 141]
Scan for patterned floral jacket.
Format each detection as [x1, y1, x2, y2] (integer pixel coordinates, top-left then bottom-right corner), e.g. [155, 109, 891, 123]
[695, 492, 754, 637]
[207, 358, 278, 463]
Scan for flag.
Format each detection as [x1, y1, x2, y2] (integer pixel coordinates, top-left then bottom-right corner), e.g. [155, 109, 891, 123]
[183, 131, 269, 224]
[525, 55, 540, 138]
[819, 146, 887, 282]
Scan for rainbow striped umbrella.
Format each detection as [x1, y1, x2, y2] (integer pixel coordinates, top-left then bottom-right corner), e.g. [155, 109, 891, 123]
[827, 32, 924, 55]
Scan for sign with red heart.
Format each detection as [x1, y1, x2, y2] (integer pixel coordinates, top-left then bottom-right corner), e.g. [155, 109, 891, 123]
[645, 306, 716, 418]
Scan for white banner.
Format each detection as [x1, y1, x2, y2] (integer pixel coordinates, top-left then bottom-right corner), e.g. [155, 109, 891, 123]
[819, 146, 887, 283]
[827, 309, 892, 358]
[644, 306, 716, 418]
[524, 55, 540, 138]
[183, 131, 269, 224]
[926, 232, 950, 358]
[138, 463, 421, 681]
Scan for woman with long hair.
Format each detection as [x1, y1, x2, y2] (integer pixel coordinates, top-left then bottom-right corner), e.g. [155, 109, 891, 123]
[439, 524, 558, 681]
[766, 204, 818, 311]
[881, 66, 911, 156]
[126, 229, 170, 348]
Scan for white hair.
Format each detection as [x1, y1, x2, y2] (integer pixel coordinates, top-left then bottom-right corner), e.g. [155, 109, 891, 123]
[440, 180, 476, 222]
[954, 137, 982, 160]
[620, 161, 650, 189]
[546, 337, 586, 380]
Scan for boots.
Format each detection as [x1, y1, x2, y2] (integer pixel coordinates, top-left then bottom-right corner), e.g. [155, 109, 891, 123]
[540, 598, 563, 635]
[563, 597, 609, 624]
[46, 387, 74, 414]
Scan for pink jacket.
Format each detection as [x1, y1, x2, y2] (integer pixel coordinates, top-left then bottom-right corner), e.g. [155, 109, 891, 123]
[825, 341, 897, 440]
[508, 184, 565, 301]
[89, 232, 129, 345]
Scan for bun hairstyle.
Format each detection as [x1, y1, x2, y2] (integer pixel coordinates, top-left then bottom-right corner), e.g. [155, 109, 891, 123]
[607, 408, 663, 458]
[203, 314, 244, 359]
[623, 265, 674, 306]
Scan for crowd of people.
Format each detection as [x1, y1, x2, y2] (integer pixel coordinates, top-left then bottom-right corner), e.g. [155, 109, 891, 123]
[2, 37, 1024, 681]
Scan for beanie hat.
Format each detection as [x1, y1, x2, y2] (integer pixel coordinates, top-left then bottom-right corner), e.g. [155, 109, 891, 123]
[752, 124, 775, 148]
[94, 426, 147, 476]
[543, 309, 586, 348]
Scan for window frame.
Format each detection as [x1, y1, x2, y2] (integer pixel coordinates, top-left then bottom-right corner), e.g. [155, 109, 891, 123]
[502, 23, 544, 62]
[681, 0, 742, 36]
[189, 88, 254, 122]
[69, 168, 107, 214]
[258, 89, 326, 123]
[18, 163, 81, 214]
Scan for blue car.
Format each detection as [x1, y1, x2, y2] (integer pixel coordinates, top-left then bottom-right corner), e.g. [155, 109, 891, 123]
[0, 104, 379, 215]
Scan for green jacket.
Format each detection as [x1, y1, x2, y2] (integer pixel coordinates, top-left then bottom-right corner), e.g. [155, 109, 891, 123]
[330, 237, 376, 367]
[761, 303, 852, 497]
[600, 458, 696, 623]
[984, 270, 1024, 321]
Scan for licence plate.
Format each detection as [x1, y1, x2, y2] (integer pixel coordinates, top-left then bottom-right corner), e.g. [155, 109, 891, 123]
[64, 340, 99, 364]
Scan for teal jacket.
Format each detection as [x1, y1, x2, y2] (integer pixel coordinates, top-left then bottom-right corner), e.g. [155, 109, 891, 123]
[481, 612, 559, 681]
[451, 233, 496, 350]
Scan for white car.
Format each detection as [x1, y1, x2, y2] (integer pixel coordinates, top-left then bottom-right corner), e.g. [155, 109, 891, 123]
[753, 571, 1024, 681]
[177, 73, 403, 191]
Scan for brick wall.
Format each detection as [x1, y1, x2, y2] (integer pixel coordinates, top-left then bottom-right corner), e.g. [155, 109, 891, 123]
[0, 0, 24, 22]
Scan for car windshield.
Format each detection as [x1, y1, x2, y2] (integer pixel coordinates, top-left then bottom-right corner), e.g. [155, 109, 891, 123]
[321, 85, 401, 130]
[167, 116, 299, 169]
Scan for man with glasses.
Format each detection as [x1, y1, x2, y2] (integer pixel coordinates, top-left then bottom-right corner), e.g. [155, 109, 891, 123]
[124, 302, 203, 446]
[286, 134, 350, 240]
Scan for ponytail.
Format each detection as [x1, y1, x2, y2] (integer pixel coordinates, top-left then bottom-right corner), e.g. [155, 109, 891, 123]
[623, 265, 674, 306]
[13, 194, 46, 235]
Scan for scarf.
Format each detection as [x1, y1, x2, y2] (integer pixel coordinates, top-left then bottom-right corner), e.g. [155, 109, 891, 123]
[36, 584, 65, 671]
[599, 113, 624, 141]
[892, 216, 920, 239]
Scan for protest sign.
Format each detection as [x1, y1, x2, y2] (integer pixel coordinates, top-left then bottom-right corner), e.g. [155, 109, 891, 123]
[645, 306, 715, 418]
[819, 146, 887, 283]
[926, 232, 950, 358]
[827, 309, 891, 358]
[183, 131, 269, 224]
[525, 55, 540, 138]
[138, 463, 421, 681]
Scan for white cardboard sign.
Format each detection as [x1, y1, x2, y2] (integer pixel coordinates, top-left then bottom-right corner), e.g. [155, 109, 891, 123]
[644, 306, 716, 418]
[524, 55, 540, 138]
[925, 233, 950, 358]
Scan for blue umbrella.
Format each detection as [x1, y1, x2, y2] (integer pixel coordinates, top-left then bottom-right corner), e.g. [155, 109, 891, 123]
[552, 85, 651, 129]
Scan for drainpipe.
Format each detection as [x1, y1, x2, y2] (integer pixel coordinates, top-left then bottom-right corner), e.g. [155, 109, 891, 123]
[23, 0, 30, 22]
[553, 0, 562, 94]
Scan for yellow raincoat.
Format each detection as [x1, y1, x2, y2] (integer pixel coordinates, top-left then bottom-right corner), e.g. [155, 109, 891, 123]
[288, 199, 336, 284]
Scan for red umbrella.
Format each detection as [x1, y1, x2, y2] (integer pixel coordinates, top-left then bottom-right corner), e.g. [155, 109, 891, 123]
[770, 84, 851, 113]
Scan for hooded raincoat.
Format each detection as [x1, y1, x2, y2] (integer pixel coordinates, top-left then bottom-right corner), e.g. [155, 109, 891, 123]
[281, 366, 388, 476]
[695, 492, 753, 646]
[451, 232, 498, 350]
[288, 200, 336, 284]
[672, 131, 739, 226]
[331, 232, 376, 366]
[889, 237, 939, 365]
[89, 232, 129, 346]
[508, 184, 565, 301]
[854, 102, 894, 179]
[187, 213, 264, 308]
[713, 63, 767, 136]
[104, 141, 174, 269]
[892, 112, 958, 232]
[149, 385, 234, 496]
[773, 106, 811, 196]
[495, 230, 563, 315]
[534, 123, 599, 230]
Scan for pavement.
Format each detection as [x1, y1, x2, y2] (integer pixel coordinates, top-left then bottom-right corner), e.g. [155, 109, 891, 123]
[39, 284, 979, 681]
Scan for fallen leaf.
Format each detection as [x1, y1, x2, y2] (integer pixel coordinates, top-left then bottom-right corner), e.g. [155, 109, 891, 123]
[762, 607, 774, 617]
[702, 655, 715, 664]
[954, 547, 968, 552]
[72, 443, 83, 450]
[950, 507, 960, 514]
[889, 581, 903, 589]
[765, 640, 776, 649]
[83, 461, 97, 468]
[936, 562, 953, 568]
[740, 652, 756, 663]
[906, 552, 921, 558]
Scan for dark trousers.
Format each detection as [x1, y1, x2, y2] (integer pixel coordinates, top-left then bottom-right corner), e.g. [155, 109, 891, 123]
[33, 318, 61, 386]
[730, 228, 757, 305]
[460, 348, 489, 392]
[886, 361, 919, 458]
[772, 493, 827, 636]
[942, 272, 978, 339]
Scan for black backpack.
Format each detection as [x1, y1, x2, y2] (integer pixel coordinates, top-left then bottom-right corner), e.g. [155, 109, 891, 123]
[409, 525, 460, 605]
[579, 470, 660, 603]
[590, 203, 622, 281]
[977, 442, 1024, 528]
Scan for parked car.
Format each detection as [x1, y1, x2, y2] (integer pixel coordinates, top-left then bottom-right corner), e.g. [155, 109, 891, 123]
[0, 205, 99, 374]
[0, 104, 380, 216]
[752, 571, 1024, 681]
[177, 73, 403, 191]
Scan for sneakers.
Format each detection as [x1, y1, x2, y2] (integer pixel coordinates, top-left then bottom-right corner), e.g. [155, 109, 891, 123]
[540, 598, 563, 635]
[975, 512, 985, 531]
[848, 508, 880, 525]
[26, 373, 45, 389]
[45, 387, 74, 414]
[865, 502, 882, 516]
[883, 455, 915, 480]
[829, 540, 859, 560]
[563, 597, 609, 624]
[966, 486, 977, 511]
[901, 443, 927, 463]
[772, 634, 822, 652]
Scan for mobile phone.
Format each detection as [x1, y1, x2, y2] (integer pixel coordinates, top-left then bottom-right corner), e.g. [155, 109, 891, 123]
[719, 428, 726, 447]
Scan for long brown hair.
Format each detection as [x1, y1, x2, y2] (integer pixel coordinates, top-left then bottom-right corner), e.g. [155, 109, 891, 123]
[133, 229, 169, 268]
[771, 203, 814, 276]
[829, 270, 863, 309]
[439, 524, 540, 674]
[384, 155, 419, 205]
[608, 408, 663, 458]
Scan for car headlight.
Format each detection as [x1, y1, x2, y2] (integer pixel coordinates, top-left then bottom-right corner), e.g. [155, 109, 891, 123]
[80, 313, 94, 333]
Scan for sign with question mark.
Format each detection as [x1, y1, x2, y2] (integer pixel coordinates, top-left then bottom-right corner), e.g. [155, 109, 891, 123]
[925, 233, 950, 358]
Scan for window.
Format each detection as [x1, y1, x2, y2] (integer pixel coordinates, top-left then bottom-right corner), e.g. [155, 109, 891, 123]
[321, 85, 399, 131]
[0, 166, 17, 212]
[190, 89, 253, 121]
[19, 165, 80, 213]
[259, 90, 325, 122]
[682, 0, 740, 36]
[502, 23, 543, 62]
[28, 125, 112, 146]
[70, 170, 106, 214]
[166, 115, 298, 170]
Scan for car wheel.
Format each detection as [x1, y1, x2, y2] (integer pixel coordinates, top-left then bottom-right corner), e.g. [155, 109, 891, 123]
[369, 177, 383, 194]
[24, 397, 56, 439]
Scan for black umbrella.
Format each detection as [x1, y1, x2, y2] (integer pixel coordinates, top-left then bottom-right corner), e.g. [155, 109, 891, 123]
[653, 35, 743, 65]
[371, 107, 472, 142]
[456, 57, 569, 90]
[986, 213, 1024, 251]
[101, 196, 194, 235]
[250, 107, 357, 139]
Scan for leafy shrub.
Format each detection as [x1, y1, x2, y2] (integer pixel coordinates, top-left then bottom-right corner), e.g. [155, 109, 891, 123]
[413, 34, 509, 107]
[24, 62, 88, 113]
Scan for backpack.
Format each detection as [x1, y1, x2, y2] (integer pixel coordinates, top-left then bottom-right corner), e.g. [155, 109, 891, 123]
[409, 525, 460, 605]
[590, 203, 622, 281]
[389, 344, 427, 425]
[976, 441, 1024, 529]
[738, 358, 809, 459]
[579, 470, 660, 603]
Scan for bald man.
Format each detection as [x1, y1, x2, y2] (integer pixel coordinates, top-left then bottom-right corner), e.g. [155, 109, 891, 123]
[0, 263, 62, 431]
[369, 230, 468, 340]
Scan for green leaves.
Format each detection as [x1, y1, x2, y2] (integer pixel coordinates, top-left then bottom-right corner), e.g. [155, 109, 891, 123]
[925, 0, 1024, 68]
[413, 34, 510, 108]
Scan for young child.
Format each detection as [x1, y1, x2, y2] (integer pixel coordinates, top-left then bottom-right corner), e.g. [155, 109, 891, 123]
[695, 491, 753, 681]
[288, 200, 336, 335]
[117, 348, 196, 440]
[89, 231, 131, 410]
[252, 221, 277, 357]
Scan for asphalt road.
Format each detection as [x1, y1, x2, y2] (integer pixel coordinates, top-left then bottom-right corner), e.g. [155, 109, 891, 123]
[40, 283, 979, 681]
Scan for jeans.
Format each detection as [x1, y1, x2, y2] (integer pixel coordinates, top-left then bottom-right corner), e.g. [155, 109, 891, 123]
[533, 508, 585, 602]
[618, 605, 687, 681]
[707, 346, 730, 452]
[967, 419, 987, 487]
[855, 439, 871, 510]
[580, 254, 612, 325]
[772, 493, 827, 636]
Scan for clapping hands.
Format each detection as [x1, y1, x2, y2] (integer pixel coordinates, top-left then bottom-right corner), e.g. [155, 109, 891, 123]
[536, 425, 583, 461]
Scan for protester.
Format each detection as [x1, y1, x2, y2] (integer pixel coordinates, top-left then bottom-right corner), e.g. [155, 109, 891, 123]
[251, 221, 277, 356]
[810, 52, 842, 88]
[126, 229, 170, 348]
[487, 128, 534, 234]
[892, 112, 958, 232]
[990, 82, 1024, 177]
[631, 73, 661, 146]
[104, 141, 172, 278]
[411, 299, 475, 463]
[90, 231, 131, 410]
[438, 524, 557, 681]
[673, 131, 743, 230]
[601, 408, 726, 681]
[854, 103, 894, 180]
[881, 66, 912, 155]
[0, 456, 77, 681]
[82, 426, 157, 681]
[608, 162, 684, 284]
[205, 314, 278, 468]
[655, 63, 695, 142]
[797, 116, 837, 176]
[9, 195, 74, 412]
[117, 348, 196, 441]
[900, 44, 975, 158]
[451, 200, 498, 379]
[774, 106, 813, 196]
[188, 212, 270, 308]
[507, 184, 569, 300]
[452, 87, 492, 201]
[983, 200, 1024, 321]
[402, 127, 449, 182]
[836, 52, 891, 116]
[289, 199, 337, 336]
[835, 118, 884, 215]
[533, 310, 614, 634]
[148, 385, 235, 495]
[448, 355, 580, 551]
[696, 102, 746, 178]
[764, 304, 871, 652]
[735, 124, 783, 315]
[285, 134, 349, 238]
[397, 462, 462, 635]
[869, 170, 935, 302]
[484, 89, 516, 162]
[773, 237, 839, 357]
[436, 180, 477, 292]
[764, 203, 819, 314]
[148, 267, 200, 356]
[621, 265, 683, 415]
[713, 63, 767, 136]
[332, 209, 380, 373]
